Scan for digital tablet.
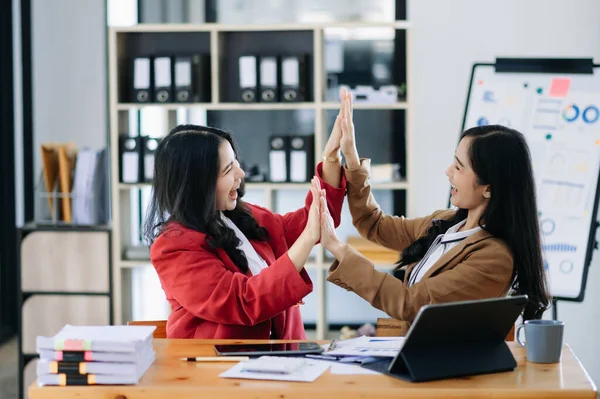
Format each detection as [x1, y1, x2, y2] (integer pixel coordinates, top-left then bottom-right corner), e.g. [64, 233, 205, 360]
[214, 342, 323, 357]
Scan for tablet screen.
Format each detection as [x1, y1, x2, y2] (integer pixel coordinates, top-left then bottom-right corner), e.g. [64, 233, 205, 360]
[214, 342, 323, 356]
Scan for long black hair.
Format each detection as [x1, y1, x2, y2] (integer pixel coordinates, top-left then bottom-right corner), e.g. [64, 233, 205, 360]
[143, 124, 268, 274]
[396, 125, 550, 320]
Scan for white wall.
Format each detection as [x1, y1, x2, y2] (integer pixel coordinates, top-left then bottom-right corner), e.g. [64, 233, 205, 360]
[410, 0, 600, 386]
[32, 0, 107, 183]
[12, 0, 23, 227]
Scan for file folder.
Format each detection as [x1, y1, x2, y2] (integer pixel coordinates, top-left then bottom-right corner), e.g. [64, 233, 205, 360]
[289, 135, 314, 183]
[72, 148, 108, 225]
[153, 56, 173, 103]
[174, 54, 211, 103]
[259, 56, 279, 102]
[239, 55, 258, 102]
[57, 144, 77, 222]
[141, 136, 159, 182]
[268, 136, 289, 182]
[281, 55, 309, 102]
[132, 57, 152, 103]
[119, 136, 141, 183]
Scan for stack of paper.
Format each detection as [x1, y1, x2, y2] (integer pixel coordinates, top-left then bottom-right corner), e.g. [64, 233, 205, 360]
[35, 325, 156, 386]
[325, 336, 405, 358]
[317, 336, 406, 375]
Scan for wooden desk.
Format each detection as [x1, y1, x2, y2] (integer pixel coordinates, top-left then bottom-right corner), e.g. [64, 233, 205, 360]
[29, 339, 597, 399]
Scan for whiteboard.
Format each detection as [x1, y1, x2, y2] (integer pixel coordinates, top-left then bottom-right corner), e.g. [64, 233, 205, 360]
[462, 63, 600, 301]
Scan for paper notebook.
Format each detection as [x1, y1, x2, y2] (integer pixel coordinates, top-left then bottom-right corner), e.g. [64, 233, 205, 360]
[37, 349, 155, 386]
[36, 325, 156, 353]
[38, 349, 146, 363]
[37, 347, 155, 376]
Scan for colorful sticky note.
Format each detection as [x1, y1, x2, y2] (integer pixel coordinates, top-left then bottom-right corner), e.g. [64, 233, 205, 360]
[549, 78, 571, 97]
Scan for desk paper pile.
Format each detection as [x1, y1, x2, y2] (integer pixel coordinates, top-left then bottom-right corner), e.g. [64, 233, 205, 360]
[35, 325, 156, 386]
[219, 336, 406, 380]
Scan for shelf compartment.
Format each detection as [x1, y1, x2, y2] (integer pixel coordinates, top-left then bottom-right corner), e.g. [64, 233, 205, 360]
[217, 30, 314, 103]
[115, 31, 211, 103]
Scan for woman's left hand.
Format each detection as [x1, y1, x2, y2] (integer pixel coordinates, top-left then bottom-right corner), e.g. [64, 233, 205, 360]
[320, 190, 346, 259]
[322, 87, 346, 158]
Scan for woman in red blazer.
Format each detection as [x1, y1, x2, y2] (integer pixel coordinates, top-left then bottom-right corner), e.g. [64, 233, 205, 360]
[144, 121, 347, 339]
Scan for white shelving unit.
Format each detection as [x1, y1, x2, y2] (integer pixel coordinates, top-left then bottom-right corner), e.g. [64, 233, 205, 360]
[108, 21, 412, 339]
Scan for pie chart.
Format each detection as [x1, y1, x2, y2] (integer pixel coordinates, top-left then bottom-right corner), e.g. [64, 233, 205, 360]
[562, 104, 579, 122]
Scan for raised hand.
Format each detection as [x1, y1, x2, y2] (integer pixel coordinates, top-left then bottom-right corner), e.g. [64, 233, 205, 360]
[339, 87, 360, 168]
[303, 177, 323, 244]
[320, 190, 346, 259]
[322, 87, 348, 159]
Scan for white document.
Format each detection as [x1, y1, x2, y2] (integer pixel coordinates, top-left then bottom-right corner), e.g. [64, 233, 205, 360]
[220, 358, 330, 382]
[36, 325, 156, 353]
[239, 56, 257, 88]
[154, 57, 172, 87]
[330, 363, 381, 375]
[269, 151, 287, 182]
[144, 154, 155, 181]
[259, 57, 277, 86]
[326, 336, 405, 358]
[174, 59, 192, 86]
[133, 58, 150, 89]
[290, 151, 307, 182]
[282, 57, 299, 85]
[122, 152, 139, 183]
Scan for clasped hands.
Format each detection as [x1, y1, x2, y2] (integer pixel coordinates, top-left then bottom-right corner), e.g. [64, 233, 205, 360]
[304, 87, 360, 259]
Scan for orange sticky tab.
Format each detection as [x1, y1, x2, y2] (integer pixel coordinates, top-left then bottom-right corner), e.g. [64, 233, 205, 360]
[79, 363, 87, 375]
[59, 374, 67, 386]
[88, 374, 96, 385]
[49, 361, 58, 374]
[549, 78, 570, 97]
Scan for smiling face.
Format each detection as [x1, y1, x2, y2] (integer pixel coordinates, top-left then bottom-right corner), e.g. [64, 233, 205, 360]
[445, 136, 491, 212]
[215, 140, 245, 211]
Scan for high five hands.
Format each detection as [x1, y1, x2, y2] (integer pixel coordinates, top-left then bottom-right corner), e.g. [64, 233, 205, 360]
[322, 87, 361, 168]
[304, 176, 345, 259]
[320, 189, 346, 260]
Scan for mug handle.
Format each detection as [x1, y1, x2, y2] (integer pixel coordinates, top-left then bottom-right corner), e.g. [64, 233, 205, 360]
[516, 324, 526, 347]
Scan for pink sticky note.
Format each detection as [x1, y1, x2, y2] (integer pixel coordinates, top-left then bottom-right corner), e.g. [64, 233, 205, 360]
[549, 78, 571, 97]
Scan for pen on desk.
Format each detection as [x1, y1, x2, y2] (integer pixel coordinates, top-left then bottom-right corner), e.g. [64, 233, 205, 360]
[327, 338, 339, 352]
[305, 354, 340, 361]
[180, 356, 250, 362]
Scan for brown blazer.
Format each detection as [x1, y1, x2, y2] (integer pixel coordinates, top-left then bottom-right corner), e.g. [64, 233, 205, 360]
[327, 159, 514, 330]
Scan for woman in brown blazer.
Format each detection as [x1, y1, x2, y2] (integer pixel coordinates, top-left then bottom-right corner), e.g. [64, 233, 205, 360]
[317, 88, 550, 328]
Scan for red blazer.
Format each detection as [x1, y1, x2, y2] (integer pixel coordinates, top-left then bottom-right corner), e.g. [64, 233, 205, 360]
[150, 163, 346, 339]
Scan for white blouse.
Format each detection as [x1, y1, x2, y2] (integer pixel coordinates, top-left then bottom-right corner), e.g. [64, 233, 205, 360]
[220, 212, 268, 275]
[407, 220, 481, 286]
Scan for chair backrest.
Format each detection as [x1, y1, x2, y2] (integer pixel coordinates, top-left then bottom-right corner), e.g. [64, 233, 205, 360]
[127, 320, 167, 338]
[376, 318, 515, 341]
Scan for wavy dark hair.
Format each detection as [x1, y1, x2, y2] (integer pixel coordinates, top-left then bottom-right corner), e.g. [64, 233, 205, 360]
[143, 124, 268, 274]
[396, 125, 550, 320]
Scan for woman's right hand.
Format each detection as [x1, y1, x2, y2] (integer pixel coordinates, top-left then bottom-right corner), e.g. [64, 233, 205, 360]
[302, 177, 323, 244]
[339, 87, 360, 169]
[288, 177, 323, 272]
